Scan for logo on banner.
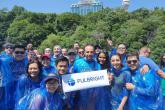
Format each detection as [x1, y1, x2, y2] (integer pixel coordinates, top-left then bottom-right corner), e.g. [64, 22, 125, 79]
[67, 78, 75, 86]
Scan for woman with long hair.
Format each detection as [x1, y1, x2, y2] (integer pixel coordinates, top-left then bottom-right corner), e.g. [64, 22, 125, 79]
[109, 54, 131, 110]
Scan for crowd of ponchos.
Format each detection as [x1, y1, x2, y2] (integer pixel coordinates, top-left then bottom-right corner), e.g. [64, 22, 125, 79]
[0, 42, 165, 110]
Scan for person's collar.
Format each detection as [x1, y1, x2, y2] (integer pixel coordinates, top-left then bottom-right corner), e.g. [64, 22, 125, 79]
[84, 57, 94, 62]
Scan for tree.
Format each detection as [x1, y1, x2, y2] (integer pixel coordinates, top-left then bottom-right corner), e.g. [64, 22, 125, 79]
[111, 19, 144, 50]
[149, 25, 165, 63]
[55, 13, 82, 36]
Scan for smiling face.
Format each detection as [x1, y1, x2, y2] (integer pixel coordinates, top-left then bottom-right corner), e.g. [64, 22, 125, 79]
[84, 45, 94, 61]
[42, 58, 50, 67]
[56, 61, 68, 75]
[5, 45, 14, 55]
[98, 53, 106, 65]
[46, 79, 58, 93]
[117, 44, 126, 55]
[14, 48, 25, 61]
[28, 63, 40, 79]
[127, 56, 139, 71]
[78, 48, 84, 58]
[53, 46, 61, 57]
[45, 48, 52, 56]
[111, 55, 122, 70]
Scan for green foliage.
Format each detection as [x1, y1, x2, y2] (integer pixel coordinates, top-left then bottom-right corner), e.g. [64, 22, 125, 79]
[7, 19, 48, 47]
[55, 13, 82, 36]
[112, 19, 144, 49]
[149, 25, 165, 63]
[1, 6, 165, 62]
[38, 34, 75, 52]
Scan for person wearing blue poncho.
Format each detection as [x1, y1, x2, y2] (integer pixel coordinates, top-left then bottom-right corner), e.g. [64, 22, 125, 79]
[109, 54, 131, 110]
[41, 54, 56, 78]
[27, 73, 64, 110]
[67, 49, 76, 73]
[51, 45, 62, 66]
[8, 45, 28, 82]
[72, 44, 101, 110]
[0, 43, 15, 110]
[107, 39, 117, 60]
[139, 47, 165, 79]
[126, 52, 163, 110]
[15, 61, 42, 110]
[75, 48, 84, 60]
[55, 56, 75, 110]
[95, 51, 111, 110]
[116, 44, 127, 67]
[7, 44, 29, 109]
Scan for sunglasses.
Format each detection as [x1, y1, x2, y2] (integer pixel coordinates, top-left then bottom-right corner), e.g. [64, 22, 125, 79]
[78, 51, 84, 54]
[6, 46, 13, 49]
[15, 51, 25, 54]
[127, 60, 138, 64]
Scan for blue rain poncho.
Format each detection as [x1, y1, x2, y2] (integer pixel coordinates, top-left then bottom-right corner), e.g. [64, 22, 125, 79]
[139, 56, 160, 72]
[57, 74, 75, 110]
[26, 76, 64, 110]
[0, 54, 14, 110]
[128, 67, 163, 110]
[8, 57, 28, 82]
[72, 58, 101, 110]
[42, 66, 57, 78]
[94, 86, 111, 110]
[108, 47, 117, 59]
[0, 54, 13, 87]
[110, 67, 131, 110]
[72, 58, 101, 73]
[6, 57, 29, 109]
[15, 74, 42, 109]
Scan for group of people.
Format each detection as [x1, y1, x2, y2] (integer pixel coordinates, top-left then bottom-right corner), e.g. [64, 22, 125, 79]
[0, 40, 164, 110]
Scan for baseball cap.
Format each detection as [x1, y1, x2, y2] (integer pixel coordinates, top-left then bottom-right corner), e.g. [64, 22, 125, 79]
[42, 54, 50, 59]
[68, 49, 76, 55]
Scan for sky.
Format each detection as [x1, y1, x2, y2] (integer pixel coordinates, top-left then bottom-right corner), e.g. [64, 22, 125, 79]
[0, 0, 165, 13]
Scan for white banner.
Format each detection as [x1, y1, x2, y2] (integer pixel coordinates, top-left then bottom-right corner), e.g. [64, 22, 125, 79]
[62, 70, 110, 93]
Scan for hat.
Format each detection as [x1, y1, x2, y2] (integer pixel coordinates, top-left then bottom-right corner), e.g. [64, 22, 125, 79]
[42, 54, 50, 59]
[43, 73, 59, 83]
[68, 49, 76, 55]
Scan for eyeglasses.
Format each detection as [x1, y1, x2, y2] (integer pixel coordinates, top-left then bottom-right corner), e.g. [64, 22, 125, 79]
[15, 51, 25, 54]
[118, 47, 126, 50]
[6, 46, 13, 49]
[127, 60, 138, 64]
[46, 81, 58, 86]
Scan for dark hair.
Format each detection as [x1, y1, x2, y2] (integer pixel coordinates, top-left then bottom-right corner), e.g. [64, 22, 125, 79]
[126, 52, 139, 60]
[55, 56, 69, 66]
[74, 42, 79, 45]
[94, 45, 101, 50]
[160, 54, 165, 69]
[26, 60, 42, 76]
[97, 51, 110, 70]
[14, 44, 25, 50]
